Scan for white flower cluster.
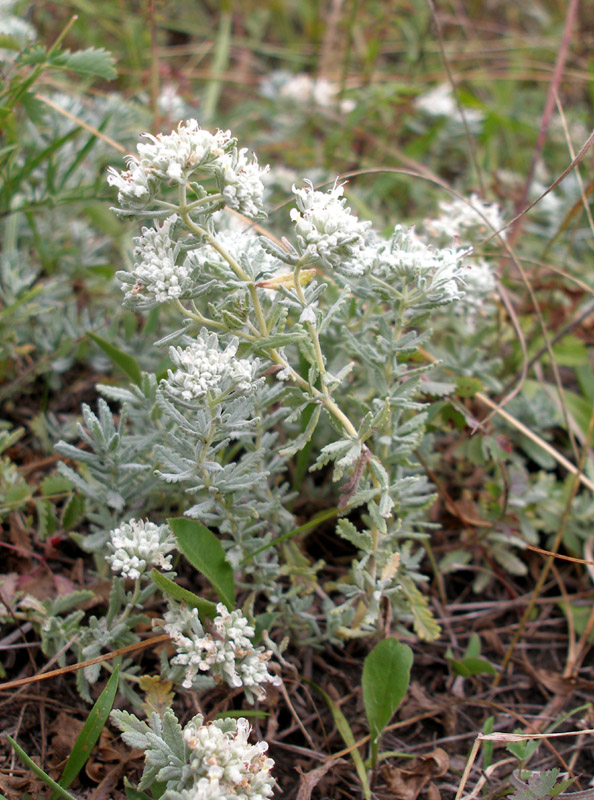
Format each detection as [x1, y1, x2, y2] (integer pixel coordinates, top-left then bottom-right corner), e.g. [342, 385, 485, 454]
[218, 147, 268, 219]
[123, 214, 194, 303]
[106, 519, 177, 580]
[107, 120, 268, 217]
[425, 193, 506, 243]
[162, 331, 257, 404]
[180, 715, 275, 800]
[369, 225, 467, 305]
[163, 602, 282, 702]
[291, 180, 372, 273]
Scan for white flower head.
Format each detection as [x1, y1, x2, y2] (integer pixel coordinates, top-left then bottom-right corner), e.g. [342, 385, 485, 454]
[136, 120, 232, 183]
[181, 715, 275, 800]
[425, 193, 506, 244]
[162, 330, 258, 404]
[217, 147, 269, 219]
[108, 120, 268, 217]
[163, 602, 282, 702]
[106, 519, 177, 580]
[107, 156, 157, 209]
[124, 214, 194, 303]
[369, 225, 467, 306]
[290, 179, 372, 273]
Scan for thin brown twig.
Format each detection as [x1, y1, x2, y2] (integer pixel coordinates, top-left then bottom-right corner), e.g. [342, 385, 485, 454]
[0, 634, 170, 692]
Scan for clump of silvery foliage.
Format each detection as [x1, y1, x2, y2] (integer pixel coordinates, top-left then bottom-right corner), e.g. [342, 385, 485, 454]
[59, 119, 504, 650]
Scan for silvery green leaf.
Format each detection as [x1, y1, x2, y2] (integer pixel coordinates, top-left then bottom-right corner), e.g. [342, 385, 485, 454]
[279, 405, 321, 457]
[336, 519, 373, 551]
[319, 289, 351, 334]
[311, 439, 353, 471]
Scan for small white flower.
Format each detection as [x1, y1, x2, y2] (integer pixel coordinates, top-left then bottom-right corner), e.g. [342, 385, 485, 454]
[106, 519, 177, 580]
[163, 602, 282, 702]
[125, 214, 194, 303]
[107, 157, 155, 208]
[291, 179, 371, 272]
[162, 330, 257, 404]
[414, 84, 483, 127]
[181, 715, 275, 800]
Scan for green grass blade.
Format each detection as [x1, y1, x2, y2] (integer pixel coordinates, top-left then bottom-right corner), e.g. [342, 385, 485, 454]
[87, 332, 143, 386]
[49, 664, 120, 799]
[5, 736, 79, 800]
[304, 679, 371, 800]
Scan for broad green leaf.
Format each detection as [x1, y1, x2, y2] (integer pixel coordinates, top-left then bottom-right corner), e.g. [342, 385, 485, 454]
[6, 736, 79, 800]
[87, 332, 142, 386]
[50, 665, 120, 799]
[168, 518, 235, 610]
[362, 638, 413, 755]
[151, 569, 217, 620]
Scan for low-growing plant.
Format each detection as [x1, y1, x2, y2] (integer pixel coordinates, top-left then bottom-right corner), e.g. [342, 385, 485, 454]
[33, 113, 513, 793]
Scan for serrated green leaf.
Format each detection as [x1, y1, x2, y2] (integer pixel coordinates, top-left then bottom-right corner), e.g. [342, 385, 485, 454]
[362, 638, 412, 766]
[151, 569, 217, 620]
[61, 493, 85, 530]
[50, 666, 120, 800]
[400, 577, 441, 641]
[54, 47, 117, 80]
[87, 332, 142, 386]
[40, 474, 73, 496]
[0, 33, 21, 50]
[168, 518, 235, 610]
[456, 376, 482, 398]
[279, 404, 321, 457]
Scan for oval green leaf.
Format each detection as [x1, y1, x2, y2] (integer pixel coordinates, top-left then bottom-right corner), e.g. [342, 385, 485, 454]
[362, 638, 413, 742]
[168, 518, 235, 610]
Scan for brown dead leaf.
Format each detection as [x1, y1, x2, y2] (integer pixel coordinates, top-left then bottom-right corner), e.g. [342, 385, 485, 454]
[49, 712, 84, 773]
[140, 674, 174, 718]
[380, 748, 450, 800]
[296, 759, 345, 800]
[17, 571, 77, 602]
[0, 770, 46, 800]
